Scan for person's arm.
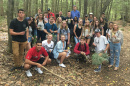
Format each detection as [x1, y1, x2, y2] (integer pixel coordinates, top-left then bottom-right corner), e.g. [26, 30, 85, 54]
[73, 25, 77, 37]
[57, 42, 64, 53]
[26, 28, 29, 40]
[10, 29, 25, 36]
[53, 25, 58, 33]
[104, 44, 109, 53]
[79, 27, 83, 39]
[67, 28, 70, 44]
[85, 44, 90, 55]
[93, 38, 97, 47]
[102, 27, 104, 35]
[114, 31, 122, 42]
[25, 59, 39, 66]
[74, 43, 81, 54]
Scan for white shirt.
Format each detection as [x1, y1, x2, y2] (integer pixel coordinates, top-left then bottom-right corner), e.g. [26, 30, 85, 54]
[94, 35, 108, 53]
[37, 21, 44, 30]
[42, 40, 54, 52]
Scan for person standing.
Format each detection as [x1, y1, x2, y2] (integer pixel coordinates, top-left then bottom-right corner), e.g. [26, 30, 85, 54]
[71, 5, 80, 20]
[47, 8, 56, 22]
[108, 24, 123, 70]
[9, 9, 28, 71]
[34, 9, 42, 20]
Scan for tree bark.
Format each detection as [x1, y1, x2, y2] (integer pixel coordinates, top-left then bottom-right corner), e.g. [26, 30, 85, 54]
[79, 0, 81, 12]
[84, 0, 88, 17]
[7, 0, 14, 53]
[41, 0, 43, 12]
[102, 0, 112, 13]
[0, 0, 4, 16]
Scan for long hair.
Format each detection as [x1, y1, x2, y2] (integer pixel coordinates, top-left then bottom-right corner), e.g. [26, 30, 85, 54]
[84, 20, 91, 33]
[94, 20, 100, 30]
[99, 17, 105, 26]
[60, 20, 68, 30]
[56, 17, 62, 26]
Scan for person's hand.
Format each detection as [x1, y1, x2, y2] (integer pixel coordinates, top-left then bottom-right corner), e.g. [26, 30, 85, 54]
[32, 37, 34, 40]
[49, 50, 51, 53]
[66, 19, 67, 21]
[64, 50, 69, 52]
[104, 50, 107, 53]
[112, 35, 116, 38]
[67, 41, 70, 45]
[50, 29, 53, 33]
[36, 36, 37, 39]
[80, 51, 84, 55]
[76, 36, 78, 39]
[42, 62, 46, 66]
[37, 63, 43, 68]
[71, 19, 73, 21]
[19, 31, 25, 35]
[79, 36, 81, 40]
[86, 35, 89, 37]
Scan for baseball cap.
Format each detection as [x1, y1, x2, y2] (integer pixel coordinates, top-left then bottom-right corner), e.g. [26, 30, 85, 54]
[85, 14, 88, 17]
[89, 12, 93, 15]
[47, 8, 50, 11]
[95, 29, 101, 33]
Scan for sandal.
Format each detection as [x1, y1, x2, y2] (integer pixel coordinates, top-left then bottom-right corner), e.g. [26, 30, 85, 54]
[114, 67, 118, 71]
[108, 65, 113, 68]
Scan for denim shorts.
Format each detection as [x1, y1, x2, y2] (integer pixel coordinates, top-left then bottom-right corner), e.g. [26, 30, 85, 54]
[28, 37, 32, 42]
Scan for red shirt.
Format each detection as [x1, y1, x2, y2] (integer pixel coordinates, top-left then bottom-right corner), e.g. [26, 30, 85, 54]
[74, 43, 90, 55]
[48, 12, 56, 20]
[26, 47, 48, 62]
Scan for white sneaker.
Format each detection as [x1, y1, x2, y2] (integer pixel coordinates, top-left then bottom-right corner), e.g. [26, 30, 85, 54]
[34, 67, 43, 74]
[56, 59, 60, 63]
[25, 70, 32, 77]
[59, 63, 66, 68]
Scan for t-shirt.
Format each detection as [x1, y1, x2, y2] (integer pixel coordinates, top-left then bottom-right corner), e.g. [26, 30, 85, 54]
[66, 17, 74, 30]
[94, 35, 108, 52]
[37, 21, 44, 30]
[45, 23, 58, 33]
[58, 28, 70, 40]
[9, 18, 28, 42]
[26, 47, 48, 62]
[42, 40, 54, 52]
[71, 10, 80, 19]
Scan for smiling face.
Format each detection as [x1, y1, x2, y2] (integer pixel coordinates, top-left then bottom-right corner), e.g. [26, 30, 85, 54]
[58, 17, 62, 23]
[61, 35, 66, 42]
[85, 20, 90, 26]
[79, 19, 83, 25]
[62, 21, 67, 28]
[113, 24, 118, 31]
[95, 21, 99, 26]
[36, 43, 42, 51]
[47, 34, 53, 42]
[39, 14, 43, 19]
[80, 39, 85, 45]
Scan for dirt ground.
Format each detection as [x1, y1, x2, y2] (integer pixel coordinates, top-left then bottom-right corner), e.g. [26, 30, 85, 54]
[0, 20, 130, 86]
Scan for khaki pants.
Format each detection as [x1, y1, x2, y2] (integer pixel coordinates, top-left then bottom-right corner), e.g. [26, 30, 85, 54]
[12, 41, 27, 67]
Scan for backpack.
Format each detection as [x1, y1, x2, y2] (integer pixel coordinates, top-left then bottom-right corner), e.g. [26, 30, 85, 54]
[78, 43, 86, 51]
[37, 19, 44, 25]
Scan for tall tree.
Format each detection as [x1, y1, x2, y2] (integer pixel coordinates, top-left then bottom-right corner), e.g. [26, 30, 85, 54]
[79, 0, 81, 12]
[84, 0, 88, 17]
[45, 0, 48, 11]
[72, 0, 73, 10]
[7, 0, 14, 53]
[0, 0, 4, 16]
[41, 0, 43, 12]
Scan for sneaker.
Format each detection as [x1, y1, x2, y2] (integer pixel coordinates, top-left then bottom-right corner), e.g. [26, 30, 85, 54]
[94, 68, 101, 72]
[25, 70, 32, 77]
[10, 67, 18, 71]
[56, 59, 60, 64]
[34, 67, 43, 74]
[59, 63, 66, 68]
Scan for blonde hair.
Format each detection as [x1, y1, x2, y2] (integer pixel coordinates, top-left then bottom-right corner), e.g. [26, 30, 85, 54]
[78, 19, 83, 26]
[60, 20, 68, 30]
[46, 33, 53, 38]
[56, 17, 62, 26]
[84, 20, 91, 33]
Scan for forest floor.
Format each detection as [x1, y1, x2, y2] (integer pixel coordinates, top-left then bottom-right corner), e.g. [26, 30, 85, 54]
[0, 18, 130, 86]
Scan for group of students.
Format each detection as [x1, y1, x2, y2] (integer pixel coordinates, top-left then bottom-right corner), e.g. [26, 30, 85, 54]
[9, 6, 123, 77]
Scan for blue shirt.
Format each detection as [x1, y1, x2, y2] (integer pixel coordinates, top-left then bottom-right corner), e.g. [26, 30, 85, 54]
[44, 23, 58, 33]
[71, 10, 80, 19]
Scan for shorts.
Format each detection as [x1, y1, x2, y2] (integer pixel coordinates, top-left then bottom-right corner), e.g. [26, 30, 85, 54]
[28, 37, 32, 42]
[85, 36, 91, 39]
[36, 58, 45, 64]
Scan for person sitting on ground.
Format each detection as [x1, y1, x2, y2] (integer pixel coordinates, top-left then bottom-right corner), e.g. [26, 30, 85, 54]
[92, 29, 109, 72]
[74, 36, 90, 62]
[42, 33, 54, 59]
[24, 40, 51, 77]
[53, 34, 70, 68]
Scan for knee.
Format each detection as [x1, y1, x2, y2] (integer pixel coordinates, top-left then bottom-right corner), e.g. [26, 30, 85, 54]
[62, 52, 67, 56]
[47, 58, 51, 63]
[24, 64, 31, 70]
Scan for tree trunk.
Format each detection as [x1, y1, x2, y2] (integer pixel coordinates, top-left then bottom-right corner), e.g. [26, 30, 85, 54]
[72, 0, 73, 10]
[0, 0, 4, 16]
[7, 0, 14, 53]
[25, 0, 29, 17]
[79, 0, 81, 12]
[102, 0, 112, 13]
[45, 0, 48, 11]
[28, 0, 31, 16]
[41, 0, 43, 12]
[84, 0, 88, 17]
[66, 0, 68, 16]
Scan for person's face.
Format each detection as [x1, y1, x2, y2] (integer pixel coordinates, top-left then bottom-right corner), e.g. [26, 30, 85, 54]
[59, 18, 62, 22]
[85, 17, 88, 20]
[59, 11, 62, 15]
[73, 6, 77, 10]
[85, 21, 89, 26]
[80, 39, 85, 45]
[109, 23, 113, 29]
[89, 14, 93, 18]
[79, 20, 82, 25]
[100, 18, 103, 22]
[36, 43, 42, 51]
[62, 21, 66, 27]
[94, 17, 97, 21]
[47, 35, 53, 41]
[95, 21, 99, 25]
[113, 24, 118, 30]
[49, 18, 54, 23]
[48, 11, 51, 14]
[38, 9, 41, 13]
[61, 36, 65, 42]
[18, 11, 25, 18]
[30, 17, 33, 22]
[74, 17, 77, 20]
[39, 14, 43, 19]
[67, 12, 71, 16]
[96, 32, 100, 37]
[102, 14, 105, 17]
[28, 20, 32, 24]
[44, 13, 47, 17]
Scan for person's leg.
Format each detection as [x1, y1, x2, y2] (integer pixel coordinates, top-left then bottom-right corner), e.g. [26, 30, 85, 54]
[41, 31, 46, 41]
[74, 36, 78, 44]
[57, 52, 67, 64]
[47, 52, 54, 59]
[24, 64, 32, 77]
[24, 64, 31, 70]
[37, 30, 40, 40]
[109, 42, 115, 67]
[19, 41, 27, 67]
[87, 39, 91, 45]
[114, 43, 121, 69]
[12, 41, 20, 67]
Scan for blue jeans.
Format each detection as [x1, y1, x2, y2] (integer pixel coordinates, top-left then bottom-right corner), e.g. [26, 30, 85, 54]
[34, 29, 37, 36]
[110, 42, 121, 67]
[74, 36, 80, 44]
